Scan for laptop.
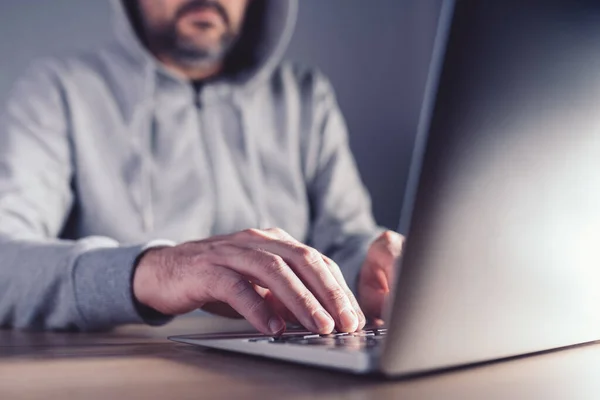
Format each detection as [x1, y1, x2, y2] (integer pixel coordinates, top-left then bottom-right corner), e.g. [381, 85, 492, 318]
[170, 0, 600, 376]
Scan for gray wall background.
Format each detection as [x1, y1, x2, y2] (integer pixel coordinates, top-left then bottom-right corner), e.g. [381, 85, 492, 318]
[0, 0, 442, 230]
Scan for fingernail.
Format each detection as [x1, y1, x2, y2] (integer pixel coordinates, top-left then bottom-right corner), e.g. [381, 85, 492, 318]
[357, 310, 367, 329]
[269, 318, 285, 335]
[340, 308, 359, 331]
[312, 309, 334, 333]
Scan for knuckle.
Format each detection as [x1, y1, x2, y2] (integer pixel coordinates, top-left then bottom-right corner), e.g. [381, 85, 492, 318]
[292, 290, 315, 309]
[209, 273, 248, 301]
[296, 247, 323, 267]
[263, 255, 288, 277]
[324, 286, 348, 304]
[219, 242, 245, 257]
[244, 296, 267, 315]
[268, 227, 286, 236]
[187, 252, 206, 267]
[385, 242, 402, 258]
[227, 278, 252, 299]
[324, 259, 343, 277]
[323, 256, 341, 271]
[382, 231, 396, 242]
[241, 228, 263, 238]
[380, 231, 404, 252]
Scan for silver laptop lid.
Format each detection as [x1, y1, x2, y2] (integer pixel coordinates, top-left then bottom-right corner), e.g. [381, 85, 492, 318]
[382, 0, 600, 375]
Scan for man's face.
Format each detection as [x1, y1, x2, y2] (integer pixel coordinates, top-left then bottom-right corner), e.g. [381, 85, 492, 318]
[137, 0, 250, 66]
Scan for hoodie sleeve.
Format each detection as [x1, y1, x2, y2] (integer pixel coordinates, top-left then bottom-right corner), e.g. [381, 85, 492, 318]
[301, 69, 386, 296]
[0, 61, 172, 331]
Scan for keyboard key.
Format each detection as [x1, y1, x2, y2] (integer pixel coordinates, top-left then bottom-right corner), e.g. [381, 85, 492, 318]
[248, 329, 384, 350]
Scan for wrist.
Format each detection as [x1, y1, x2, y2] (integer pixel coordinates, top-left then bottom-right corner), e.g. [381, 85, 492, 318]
[132, 247, 165, 313]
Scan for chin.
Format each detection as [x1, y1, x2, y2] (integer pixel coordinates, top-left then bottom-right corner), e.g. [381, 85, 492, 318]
[179, 35, 221, 51]
[173, 45, 225, 66]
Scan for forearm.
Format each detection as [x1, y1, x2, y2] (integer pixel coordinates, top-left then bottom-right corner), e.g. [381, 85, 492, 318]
[0, 235, 172, 331]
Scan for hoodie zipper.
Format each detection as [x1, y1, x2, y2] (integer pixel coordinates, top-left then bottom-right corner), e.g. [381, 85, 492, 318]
[194, 92, 219, 235]
[233, 94, 271, 229]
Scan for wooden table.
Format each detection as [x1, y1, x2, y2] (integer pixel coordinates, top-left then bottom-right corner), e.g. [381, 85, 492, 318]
[1, 316, 600, 399]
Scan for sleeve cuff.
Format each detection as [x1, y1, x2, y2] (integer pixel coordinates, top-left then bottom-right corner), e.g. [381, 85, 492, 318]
[73, 241, 175, 330]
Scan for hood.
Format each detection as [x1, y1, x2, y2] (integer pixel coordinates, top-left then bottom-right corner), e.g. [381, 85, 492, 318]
[109, 0, 298, 90]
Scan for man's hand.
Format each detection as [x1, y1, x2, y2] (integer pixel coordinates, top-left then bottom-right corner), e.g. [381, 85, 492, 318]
[133, 228, 366, 336]
[358, 231, 405, 319]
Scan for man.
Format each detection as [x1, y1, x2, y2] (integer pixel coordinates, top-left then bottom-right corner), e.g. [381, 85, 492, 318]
[0, 0, 403, 335]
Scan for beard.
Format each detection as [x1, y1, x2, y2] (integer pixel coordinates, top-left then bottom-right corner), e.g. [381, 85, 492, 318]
[143, 0, 239, 67]
[165, 27, 237, 67]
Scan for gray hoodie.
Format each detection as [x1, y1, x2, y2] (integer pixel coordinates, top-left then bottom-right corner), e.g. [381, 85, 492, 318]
[0, 0, 382, 331]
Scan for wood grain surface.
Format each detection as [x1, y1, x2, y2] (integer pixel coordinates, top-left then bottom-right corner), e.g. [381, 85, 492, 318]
[1, 316, 599, 399]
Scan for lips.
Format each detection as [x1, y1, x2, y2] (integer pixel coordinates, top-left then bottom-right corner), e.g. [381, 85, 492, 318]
[186, 7, 219, 18]
[176, 1, 230, 28]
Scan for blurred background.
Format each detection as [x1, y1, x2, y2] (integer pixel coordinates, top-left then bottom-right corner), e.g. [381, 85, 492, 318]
[0, 0, 442, 230]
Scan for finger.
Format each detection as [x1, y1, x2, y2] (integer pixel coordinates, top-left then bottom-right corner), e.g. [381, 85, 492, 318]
[262, 227, 298, 239]
[374, 266, 391, 293]
[376, 231, 405, 256]
[213, 244, 335, 334]
[239, 230, 359, 332]
[361, 279, 389, 318]
[263, 228, 363, 332]
[322, 255, 367, 330]
[255, 286, 300, 325]
[372, 254, 399, 291]
[208, 269, 285, 336]
[263, 229, 365, 330]
[370, 318, 386, 328]
[253, 241, 359, 332]
[370, 233, 404, 284]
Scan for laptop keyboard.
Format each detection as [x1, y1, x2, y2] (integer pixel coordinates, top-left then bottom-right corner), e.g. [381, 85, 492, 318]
[248, 328, 387, 350]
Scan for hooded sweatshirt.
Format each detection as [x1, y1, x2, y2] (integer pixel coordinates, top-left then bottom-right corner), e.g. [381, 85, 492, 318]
[0, 0, 383, 331]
